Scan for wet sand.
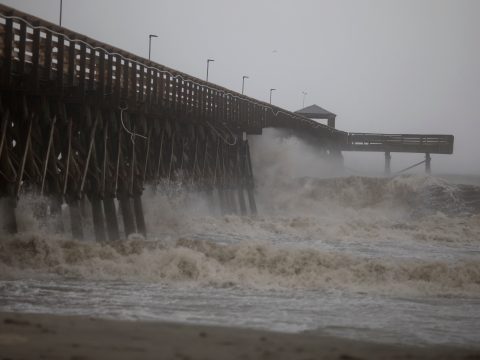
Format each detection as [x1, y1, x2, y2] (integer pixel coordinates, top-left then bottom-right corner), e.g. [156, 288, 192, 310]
[0, 312, 478, 360]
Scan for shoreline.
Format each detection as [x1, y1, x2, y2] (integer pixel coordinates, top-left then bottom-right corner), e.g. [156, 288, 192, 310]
[1, 312, 479, 359]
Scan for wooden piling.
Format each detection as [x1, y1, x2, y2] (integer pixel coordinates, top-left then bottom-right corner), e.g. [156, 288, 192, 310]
[217, 189, 227, 215]
[425, 153, 431, 174]
[0, 196, 17, 234]
[246, 187, 257, 215]
[133, 195, 147, 238]
[227, 189, 238, 215]
[245, 141, 257, 215]
[103, 197, 120, 241]
[237, 187, 247, 215]
[118, 193, 136, 238]
[90, 196, 106, 242]
[68, 199, 84, 240]
[384, 151, 391, 176]
[49, 196, 65, 233]
[205, 188, 216, 214]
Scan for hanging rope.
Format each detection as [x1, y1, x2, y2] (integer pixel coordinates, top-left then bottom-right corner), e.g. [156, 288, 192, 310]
[119, 105, 147, 143]
[206, 121, 237, 146]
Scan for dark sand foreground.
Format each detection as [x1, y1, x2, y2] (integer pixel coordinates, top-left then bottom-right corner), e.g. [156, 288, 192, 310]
[0, 312, 479, 360]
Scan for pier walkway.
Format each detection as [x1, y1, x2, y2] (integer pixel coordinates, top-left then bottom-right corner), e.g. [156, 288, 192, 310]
[0, 4, 454, 240]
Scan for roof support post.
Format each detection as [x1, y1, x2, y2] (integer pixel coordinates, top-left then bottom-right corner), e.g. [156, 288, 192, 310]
[425, 153, 431, 175]
[384, 151, 391, 176]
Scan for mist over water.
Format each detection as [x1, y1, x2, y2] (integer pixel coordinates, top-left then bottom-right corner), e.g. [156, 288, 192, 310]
[1, 129, 480, 346]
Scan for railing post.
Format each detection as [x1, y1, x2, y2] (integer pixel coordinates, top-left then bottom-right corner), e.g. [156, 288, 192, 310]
[68, 38, 76, 87]
[105, 53, 113, 98]
[146, 67, 152, 107]
[138, 65, 145, 104]
[124, 59, 131, 101]
[18, 22, 27, 77]
[57, 35, 65, 91]
[31, 25, 41, 89]
[45, 32, 53, 81]
[3, 17, 13, 86]
[425, 153, 431, 174]
[115, 56, 122, 104]
[78, 42, 87, 95]
[88, 48, 97, 92]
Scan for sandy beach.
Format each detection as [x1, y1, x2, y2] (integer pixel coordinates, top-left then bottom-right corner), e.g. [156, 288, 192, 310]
[0, 312, 478, 360]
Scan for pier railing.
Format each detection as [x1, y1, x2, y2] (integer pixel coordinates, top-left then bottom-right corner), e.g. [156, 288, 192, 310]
[0, 4, 343, 140]
[344, 133, 454, 154]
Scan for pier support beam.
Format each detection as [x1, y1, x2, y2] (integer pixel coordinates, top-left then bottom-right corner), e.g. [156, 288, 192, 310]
[50, 197, 64, 233]
[90, 196, 106, 242]
[103, 197, 120, 241]
[68, 199, 84, 240]
[205, 189, 216, 214]
[119, 193, 136, 238]
[133, 195, 147, 238]
[0, 196, 17, 234]
[384, 151, 391, 176]
[217, 189, 227, 215]
[425, 153, 431, 174]
[226, 190, 237, 215]
[237, 187, 247, 216]
[246, 187, 257, 215]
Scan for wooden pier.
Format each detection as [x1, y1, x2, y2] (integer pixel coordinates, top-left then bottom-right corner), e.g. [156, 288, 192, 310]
[343, 133, 454, 174]
[0, 4, 454, 239]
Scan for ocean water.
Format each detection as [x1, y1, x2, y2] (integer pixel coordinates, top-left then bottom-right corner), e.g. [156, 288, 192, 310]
[1, 134, 480, 347]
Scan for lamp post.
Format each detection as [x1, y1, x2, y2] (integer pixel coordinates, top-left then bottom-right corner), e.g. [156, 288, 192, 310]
[148, 34, 158, 61]
[59, 0, 63, 26]
[302, 91, 307, 108]
[242, 76, 249, 95]
[269, 88, 276, 104]
[206, 59, 214, 81]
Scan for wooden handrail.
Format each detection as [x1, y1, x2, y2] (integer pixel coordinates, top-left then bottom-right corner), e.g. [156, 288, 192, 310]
[0, 3, 343, 138]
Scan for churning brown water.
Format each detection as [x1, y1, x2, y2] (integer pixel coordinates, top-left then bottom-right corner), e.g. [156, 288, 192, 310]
[1, 133, 479, 346]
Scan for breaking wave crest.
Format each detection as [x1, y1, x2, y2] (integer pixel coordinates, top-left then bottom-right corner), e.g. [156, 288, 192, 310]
[1, 234, 479, 296]
[258, 175, 480, 216]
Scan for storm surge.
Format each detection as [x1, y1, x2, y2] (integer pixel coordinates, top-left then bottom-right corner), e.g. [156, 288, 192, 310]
[1, 175, 479, 297]
[2, 165, 480, 345]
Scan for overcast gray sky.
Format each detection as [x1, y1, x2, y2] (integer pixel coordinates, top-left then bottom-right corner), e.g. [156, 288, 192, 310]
[3, 0, 479, 174]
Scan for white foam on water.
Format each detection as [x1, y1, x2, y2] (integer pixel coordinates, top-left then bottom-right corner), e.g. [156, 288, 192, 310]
[1, 128, 480, 345]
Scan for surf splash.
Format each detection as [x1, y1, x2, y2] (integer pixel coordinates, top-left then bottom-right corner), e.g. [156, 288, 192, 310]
[1, 201, 479, 297]
[1, 130, 480, 297]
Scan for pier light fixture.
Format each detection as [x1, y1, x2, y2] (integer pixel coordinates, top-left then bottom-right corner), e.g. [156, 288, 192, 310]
[206, 59, 215, 81]
[148, 34, 158, 61]
[59, 0, 63, 26]
[269, 88, 276, 104]
[302, 91, 307, 108]
[242, 76, 249, 95]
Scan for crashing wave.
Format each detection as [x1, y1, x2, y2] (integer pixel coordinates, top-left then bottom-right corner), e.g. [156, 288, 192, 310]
[0, 234, 479, 297]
